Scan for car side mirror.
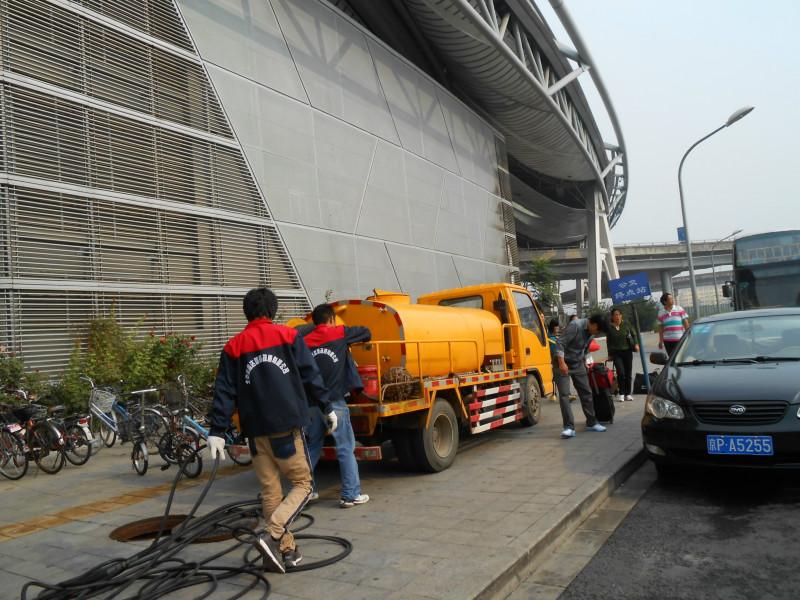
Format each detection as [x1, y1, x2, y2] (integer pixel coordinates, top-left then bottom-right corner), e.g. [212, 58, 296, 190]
[649, 351, 668, 366]
[721, 283, 732, 298]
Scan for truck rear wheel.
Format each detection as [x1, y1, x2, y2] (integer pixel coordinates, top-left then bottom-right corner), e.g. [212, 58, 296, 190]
[520, 374, 542, 427]
[411, 399, 459, 473]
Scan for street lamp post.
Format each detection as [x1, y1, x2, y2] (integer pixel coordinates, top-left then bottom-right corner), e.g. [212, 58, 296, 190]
[678, 106, 754, 319]
[711, 228, 743, 311]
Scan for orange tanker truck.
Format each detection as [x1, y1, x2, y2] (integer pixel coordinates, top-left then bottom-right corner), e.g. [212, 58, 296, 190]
[296, 282, 554, 473]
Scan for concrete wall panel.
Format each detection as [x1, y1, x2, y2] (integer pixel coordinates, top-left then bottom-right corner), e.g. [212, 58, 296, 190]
[369, 41, 459, 173]
[277, 224, 358, 304]
[177, 0, 307, 102]
[354, 238, 401, 297]
[271, 0, 400, 144]
[356, 141, 411, 244]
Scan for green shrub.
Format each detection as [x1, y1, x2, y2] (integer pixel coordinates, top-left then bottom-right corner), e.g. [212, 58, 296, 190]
[5, 308, 219, 412]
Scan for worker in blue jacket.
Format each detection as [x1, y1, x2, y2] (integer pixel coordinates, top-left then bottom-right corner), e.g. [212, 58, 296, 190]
[208, 288, 335, 574]
[303, 304, 371, 508]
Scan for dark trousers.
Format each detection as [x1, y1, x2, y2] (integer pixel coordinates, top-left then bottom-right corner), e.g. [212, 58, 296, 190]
[609, 349, 634, 396]
[556, 368, 597, 429]
[664, 341, 680, 357]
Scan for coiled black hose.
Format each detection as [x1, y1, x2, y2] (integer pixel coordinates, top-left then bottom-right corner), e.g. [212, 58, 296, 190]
[21, 448, 352, 599]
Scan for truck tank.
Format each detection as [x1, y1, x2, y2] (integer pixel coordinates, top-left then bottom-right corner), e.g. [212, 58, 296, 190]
[331, 290, 504, 379]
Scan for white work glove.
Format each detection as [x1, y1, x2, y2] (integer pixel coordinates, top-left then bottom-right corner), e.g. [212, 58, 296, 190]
[326, 411, 338, 434]
[207, 435, 227, 461]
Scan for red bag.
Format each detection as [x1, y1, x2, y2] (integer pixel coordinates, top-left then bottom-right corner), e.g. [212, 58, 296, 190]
[589, 363, 615, 390]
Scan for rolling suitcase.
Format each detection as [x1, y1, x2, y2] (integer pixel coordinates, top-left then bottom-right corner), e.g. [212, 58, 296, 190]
[589, 363, 615, 424]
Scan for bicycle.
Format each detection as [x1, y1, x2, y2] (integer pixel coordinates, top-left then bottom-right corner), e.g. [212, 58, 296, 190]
[157, 375, 249, 474]
[0, 394, 65, 478]
[48, 404, 94, 466]
[83, 376, 169, 451]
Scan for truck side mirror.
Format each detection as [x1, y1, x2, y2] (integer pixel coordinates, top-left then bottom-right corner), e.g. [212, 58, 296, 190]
[493, 296, 509, 323]
[721, 283, 732, 298]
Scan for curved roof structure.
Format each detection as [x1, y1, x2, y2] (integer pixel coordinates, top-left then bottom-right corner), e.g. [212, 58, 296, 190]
[341, 0, 628, 247]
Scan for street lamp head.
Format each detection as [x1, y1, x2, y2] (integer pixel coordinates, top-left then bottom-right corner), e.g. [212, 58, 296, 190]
[726, 106, 754, 127]
[732, 228, 743, 237]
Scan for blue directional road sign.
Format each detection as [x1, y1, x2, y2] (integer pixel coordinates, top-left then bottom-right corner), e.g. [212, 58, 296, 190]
[609, 272, 652, 304]
[677, 226, 686, 242]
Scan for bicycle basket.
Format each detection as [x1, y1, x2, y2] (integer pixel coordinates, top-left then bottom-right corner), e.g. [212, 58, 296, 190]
[91, 389, 116, 413]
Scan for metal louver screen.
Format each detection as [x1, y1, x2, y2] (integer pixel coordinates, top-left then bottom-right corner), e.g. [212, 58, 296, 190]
[6, 291, 309, 372]
[6, 186, 301, 289]
[3, 0, 231, 137]
[4, 85, 262, 216]
[0, 0, 312, 373]
[70, 0, 195, 52]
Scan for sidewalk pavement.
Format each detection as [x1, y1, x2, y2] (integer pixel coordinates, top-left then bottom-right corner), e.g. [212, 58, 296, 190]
[0, 396, 647, 600]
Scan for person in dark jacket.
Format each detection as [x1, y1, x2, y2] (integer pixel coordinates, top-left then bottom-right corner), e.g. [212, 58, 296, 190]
[208, 288, 335, 574]
[555, 314, 609, 438]
[303, 304, 372, 508]
[606, 307, 639, 402]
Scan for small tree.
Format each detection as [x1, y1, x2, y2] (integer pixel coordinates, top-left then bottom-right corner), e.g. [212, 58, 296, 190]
[521, 258, 560, 313]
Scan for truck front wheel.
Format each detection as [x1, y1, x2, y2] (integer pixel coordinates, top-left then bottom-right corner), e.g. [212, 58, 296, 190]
[411, 399, 459, 473]
[520, 374, 542, 427]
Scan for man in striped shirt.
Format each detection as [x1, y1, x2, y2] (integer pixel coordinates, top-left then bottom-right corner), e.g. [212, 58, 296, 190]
[657, 293, 689, 356]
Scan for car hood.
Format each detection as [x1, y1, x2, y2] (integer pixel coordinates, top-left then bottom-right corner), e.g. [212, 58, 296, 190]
[658, 362, 800, 404]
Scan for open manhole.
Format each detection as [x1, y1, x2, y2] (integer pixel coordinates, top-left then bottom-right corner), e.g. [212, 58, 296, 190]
[109, 515, 258, 544]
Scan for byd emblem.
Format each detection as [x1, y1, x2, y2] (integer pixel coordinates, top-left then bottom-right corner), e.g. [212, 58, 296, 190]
[729, 404, 746, 415]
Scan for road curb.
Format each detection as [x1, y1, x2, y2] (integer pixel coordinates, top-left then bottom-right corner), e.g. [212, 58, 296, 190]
[474, 446, 647, 600]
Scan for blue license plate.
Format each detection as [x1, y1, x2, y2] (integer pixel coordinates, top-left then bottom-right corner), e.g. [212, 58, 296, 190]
[707, 435, 773, 456]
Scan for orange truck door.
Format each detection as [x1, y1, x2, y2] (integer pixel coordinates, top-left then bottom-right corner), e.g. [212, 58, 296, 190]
[509, 290, 547, 369]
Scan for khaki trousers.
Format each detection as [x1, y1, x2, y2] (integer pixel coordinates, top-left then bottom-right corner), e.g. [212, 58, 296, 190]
[252, 429, 312, 552]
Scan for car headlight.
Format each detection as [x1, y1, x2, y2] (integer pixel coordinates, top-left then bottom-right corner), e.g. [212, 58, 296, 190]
[645, 395, 685, 420]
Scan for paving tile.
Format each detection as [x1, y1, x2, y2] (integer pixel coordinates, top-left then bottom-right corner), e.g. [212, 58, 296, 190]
[579, 507, 628, 532]
[554, 529, 612, 557]
[505, 581, 565, 600]
[528, 551, 593, 587]
[0, 399, 646, 600]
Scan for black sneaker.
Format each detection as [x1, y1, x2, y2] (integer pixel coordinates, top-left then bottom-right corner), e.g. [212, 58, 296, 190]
[283, 547, 303, 569]
[255, 534, 285, 574]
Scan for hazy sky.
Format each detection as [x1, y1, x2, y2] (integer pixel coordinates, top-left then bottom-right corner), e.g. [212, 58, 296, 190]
[538, 0, 800, 245]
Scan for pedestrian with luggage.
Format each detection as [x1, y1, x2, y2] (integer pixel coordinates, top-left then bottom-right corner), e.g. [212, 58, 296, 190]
[207, 288, 336, 574]
[303, 304, 371, 508]
[607, 308, 639, 402]
[657, 293, 689, 357]
[555, 314, 610, 439]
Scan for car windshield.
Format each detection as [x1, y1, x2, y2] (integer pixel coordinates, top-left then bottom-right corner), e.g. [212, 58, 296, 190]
[674, 314, 800, 364]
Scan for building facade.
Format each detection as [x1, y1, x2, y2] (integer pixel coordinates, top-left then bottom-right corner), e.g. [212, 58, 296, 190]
[0, 0, 521, 371]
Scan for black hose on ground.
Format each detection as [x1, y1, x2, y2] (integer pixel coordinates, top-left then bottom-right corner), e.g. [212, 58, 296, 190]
[21, 449, 352, 599]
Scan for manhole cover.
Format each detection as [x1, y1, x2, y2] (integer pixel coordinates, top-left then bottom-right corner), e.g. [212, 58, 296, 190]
[109, 514, 258, 544]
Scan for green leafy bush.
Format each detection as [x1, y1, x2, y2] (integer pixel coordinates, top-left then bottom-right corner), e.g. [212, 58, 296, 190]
[8, 308, 218, 412]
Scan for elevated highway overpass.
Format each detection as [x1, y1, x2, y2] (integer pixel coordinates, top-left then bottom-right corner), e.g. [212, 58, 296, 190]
[521, 240, 733, 297]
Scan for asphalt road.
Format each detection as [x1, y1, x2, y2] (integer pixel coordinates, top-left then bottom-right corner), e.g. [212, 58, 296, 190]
[560, 465, 800, 600]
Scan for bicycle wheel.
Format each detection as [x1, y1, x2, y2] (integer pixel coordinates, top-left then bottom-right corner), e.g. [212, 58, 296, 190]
[64, 425, 92, 466]
[176, 442, 203, 479]
[157, 431, 178, 464]
[32, 422, 65, 475]
[0, 430, 28, 480]
[143, 409, 170, 446]
[132, 441, 148, 476]
[92, 413, 117, 448]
